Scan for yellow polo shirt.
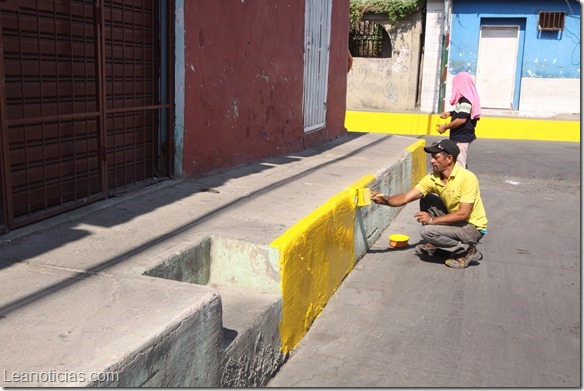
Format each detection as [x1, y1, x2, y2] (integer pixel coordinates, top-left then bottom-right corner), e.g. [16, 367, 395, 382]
[415, 165, 488, 231]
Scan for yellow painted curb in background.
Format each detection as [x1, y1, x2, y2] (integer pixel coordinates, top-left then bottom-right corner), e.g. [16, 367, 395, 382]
[345, 111, 580, 142]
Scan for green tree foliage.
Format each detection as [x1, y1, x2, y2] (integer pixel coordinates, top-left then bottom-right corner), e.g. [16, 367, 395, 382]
[350, 0, 424, 27]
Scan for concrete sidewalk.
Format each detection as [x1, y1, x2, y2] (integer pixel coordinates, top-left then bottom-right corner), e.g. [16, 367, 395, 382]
[0, 132, 424, 387]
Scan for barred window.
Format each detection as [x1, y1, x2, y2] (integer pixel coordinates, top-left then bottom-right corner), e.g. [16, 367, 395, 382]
[349, 19, 392, 58]
[538, 11, 565, 31]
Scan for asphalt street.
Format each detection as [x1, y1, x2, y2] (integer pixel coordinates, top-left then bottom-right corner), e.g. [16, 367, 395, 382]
[268, 137, 581, 388]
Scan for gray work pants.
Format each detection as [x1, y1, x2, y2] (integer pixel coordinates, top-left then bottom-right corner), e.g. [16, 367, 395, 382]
[419, 193, 484, 256]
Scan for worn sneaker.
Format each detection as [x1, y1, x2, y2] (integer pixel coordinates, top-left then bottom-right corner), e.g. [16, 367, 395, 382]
[445, 245, 481, 269]
[415, 242, 437, 256]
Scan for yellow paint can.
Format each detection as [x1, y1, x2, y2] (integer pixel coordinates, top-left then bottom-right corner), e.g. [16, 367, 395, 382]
[389, 234, 409, 248]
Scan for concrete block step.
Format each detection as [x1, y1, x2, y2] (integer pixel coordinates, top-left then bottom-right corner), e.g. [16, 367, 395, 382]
[0, 265, 223, 387]
[213, 284, 285, 387]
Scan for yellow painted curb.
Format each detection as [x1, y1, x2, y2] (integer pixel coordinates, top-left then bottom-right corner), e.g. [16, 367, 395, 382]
[270, 174, 377, 354]
[271, 189, 353, 353]
[268, 146, 428, 354]
[345, 111, 580, 142]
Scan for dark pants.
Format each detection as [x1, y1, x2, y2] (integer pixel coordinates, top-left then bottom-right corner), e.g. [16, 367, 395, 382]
[419, 193, 484, 256]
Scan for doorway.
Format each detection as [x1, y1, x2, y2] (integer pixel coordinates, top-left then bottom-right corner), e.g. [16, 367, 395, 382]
[475, 25, 519, 110]
[0, 0, 174, 231]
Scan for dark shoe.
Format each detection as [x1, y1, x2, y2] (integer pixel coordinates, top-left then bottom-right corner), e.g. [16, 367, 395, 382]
[415, 242, 437, 256]
[445, 245, 481, 269]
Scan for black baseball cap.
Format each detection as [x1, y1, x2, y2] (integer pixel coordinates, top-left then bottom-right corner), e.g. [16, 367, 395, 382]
[424, 139, 460, 160]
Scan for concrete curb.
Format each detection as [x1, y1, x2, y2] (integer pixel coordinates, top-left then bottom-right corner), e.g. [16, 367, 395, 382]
[270, 138, 426, 356]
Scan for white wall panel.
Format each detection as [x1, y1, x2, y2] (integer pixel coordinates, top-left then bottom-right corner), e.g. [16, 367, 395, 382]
[519, 78, 580, 116]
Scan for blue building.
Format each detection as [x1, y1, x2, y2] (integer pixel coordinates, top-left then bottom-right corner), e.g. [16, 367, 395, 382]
[421, 0, 580, 117]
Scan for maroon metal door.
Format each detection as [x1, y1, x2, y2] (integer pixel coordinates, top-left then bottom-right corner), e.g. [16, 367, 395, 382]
[102, 0, 173, 195]
[0, 0, 173, 232]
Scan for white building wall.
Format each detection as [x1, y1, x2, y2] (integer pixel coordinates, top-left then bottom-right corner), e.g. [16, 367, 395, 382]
[419, 0, 445, 113]
[518, 78, 580, 117]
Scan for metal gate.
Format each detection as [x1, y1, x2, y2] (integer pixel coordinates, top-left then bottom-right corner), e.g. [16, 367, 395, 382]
[302, 0, 331, 133]
[0, 0, 173, 232]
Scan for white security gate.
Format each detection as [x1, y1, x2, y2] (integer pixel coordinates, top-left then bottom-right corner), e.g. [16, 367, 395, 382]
[303, 0, 332, 132]
[476, 25, 519, 109]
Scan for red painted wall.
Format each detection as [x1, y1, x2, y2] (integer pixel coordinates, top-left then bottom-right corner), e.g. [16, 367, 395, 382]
[183, 0, 349, 177]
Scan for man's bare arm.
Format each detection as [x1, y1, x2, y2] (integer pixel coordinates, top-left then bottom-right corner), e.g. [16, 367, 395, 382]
[423, 202, 472, 225]
[371, 188, 423, 207]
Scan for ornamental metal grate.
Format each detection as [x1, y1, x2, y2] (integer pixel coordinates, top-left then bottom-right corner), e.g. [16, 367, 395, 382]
[349, 20, 391, 58]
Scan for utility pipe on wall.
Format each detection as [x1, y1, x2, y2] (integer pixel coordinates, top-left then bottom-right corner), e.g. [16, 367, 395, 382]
[437, 0, 451, 113]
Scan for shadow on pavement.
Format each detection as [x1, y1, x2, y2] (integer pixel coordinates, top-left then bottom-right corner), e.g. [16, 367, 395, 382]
[0, 132, 398, 317]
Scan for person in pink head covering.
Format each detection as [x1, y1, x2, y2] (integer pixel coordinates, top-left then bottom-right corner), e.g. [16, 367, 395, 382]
[436, 72, 481, 168]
